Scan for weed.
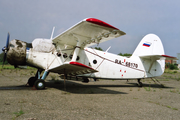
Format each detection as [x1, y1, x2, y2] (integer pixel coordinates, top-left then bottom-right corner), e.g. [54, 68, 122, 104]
[162, 79, 169, 81]
[166, 106, 178, 110]
[172, 108, 178, 110]
[144, 85, 151, 91]
[164, 69, 178, 74]
[13, 109, 24, 119]
[133, 98, 138, 99]
[148, 101, 178, 111]
[166, 106, 171, 108]
[170, 89, 177, 93]
[170, 89, 179, 94]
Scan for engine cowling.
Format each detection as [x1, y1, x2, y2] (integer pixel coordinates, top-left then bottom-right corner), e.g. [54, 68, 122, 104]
[7, 39, 27, 66]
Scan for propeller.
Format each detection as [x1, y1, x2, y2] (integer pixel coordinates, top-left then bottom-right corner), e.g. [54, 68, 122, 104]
[2, 33, 10, 67]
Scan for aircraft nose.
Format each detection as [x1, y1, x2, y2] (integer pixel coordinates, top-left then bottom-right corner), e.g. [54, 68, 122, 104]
[7, 39, 27, 66]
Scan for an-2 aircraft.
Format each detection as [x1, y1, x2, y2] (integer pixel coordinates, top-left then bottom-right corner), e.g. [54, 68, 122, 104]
[2, 18, 176, 90]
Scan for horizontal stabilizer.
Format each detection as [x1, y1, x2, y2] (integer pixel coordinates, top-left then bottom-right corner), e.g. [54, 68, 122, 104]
[49, 62, 98, 75]
[139, 55, 177, 60]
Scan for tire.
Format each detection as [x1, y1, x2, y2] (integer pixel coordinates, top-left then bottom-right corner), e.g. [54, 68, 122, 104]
[34, 79, 45, 90]
[28, 77, 37, 87]
[82, 77, 89, 83]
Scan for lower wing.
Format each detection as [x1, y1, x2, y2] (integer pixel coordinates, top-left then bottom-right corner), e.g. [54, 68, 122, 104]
[48, 61, 98, 75]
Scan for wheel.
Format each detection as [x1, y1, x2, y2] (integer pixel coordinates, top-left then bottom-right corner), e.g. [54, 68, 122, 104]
[34, 79, 45, 90]
[27, 77, 37, 87]
[82, 77, 89, 83]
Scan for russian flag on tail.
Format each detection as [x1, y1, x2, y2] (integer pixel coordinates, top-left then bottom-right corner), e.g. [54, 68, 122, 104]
[143, 42, 151, 47]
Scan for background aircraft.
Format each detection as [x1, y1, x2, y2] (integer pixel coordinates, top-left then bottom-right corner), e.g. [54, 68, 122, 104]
[2, 18, 176, 90]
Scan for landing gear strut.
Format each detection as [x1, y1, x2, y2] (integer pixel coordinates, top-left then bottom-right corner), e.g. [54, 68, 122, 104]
[27, 69, 49, 90]
[138, 79, 143, 87]
[27, 69, 43, 87]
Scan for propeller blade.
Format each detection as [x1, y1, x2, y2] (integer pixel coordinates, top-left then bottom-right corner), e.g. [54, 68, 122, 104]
[2, 33, 10, 67]
[6, 33, 10, 49]
[3, 53, 7, 65]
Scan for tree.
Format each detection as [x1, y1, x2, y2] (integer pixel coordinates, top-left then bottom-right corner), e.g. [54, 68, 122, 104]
[166, 63, 178, 70]
[118, 53, 132, 56]
[94, 47, 103, 51]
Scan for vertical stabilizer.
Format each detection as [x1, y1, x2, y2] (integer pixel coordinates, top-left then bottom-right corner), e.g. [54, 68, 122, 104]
[132, 34, 165, 77]
[132, 34, 164, 56]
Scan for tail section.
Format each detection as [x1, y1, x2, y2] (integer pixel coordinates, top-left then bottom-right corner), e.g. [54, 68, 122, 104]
[132, 34, 164, 56]
[132, 34, 165, 77]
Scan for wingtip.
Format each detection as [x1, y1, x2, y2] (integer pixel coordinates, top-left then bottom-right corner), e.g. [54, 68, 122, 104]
[85, 18, 119, 30]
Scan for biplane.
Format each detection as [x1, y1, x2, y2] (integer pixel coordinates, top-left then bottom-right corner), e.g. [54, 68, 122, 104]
[2, 18, 176, 90]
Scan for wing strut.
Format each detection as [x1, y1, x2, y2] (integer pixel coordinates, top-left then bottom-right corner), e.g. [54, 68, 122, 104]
[72, 41, 82, 61]
[71, 34, 88, 61]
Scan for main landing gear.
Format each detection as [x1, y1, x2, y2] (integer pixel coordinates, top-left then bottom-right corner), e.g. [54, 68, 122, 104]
[27, 69, 49, 90]
[82, 77, 89, 83]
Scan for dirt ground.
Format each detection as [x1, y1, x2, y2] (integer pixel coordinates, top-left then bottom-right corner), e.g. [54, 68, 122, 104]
[0, 69, 180, 120]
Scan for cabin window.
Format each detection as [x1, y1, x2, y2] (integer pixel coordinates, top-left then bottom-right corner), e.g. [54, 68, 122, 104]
[93, 60, 97, 64]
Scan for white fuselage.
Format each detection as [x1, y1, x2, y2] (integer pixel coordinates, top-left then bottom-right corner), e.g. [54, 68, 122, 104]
[26, 47, 164, 80]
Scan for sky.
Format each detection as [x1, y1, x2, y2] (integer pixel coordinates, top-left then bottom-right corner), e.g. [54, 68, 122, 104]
[0, 0, 179, 56]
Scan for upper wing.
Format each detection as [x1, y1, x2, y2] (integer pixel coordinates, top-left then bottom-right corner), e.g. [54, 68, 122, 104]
[52, 18, 125, 48]
[49, 61, 98, 75]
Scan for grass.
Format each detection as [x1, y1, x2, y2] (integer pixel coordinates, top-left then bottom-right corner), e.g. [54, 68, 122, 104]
[144, 85, 151, 91]
[0, 65, 36, 70]
[148, 101, 178, 111]
[13, 109, 24, 119]
[164, 69, 178, 74]
[170, 89, 179, 94]
[163, 72, 180, 81]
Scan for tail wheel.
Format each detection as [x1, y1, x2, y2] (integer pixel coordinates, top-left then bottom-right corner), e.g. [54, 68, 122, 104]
[28, 77, 37, 87]
[35, 79, 45, 90]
